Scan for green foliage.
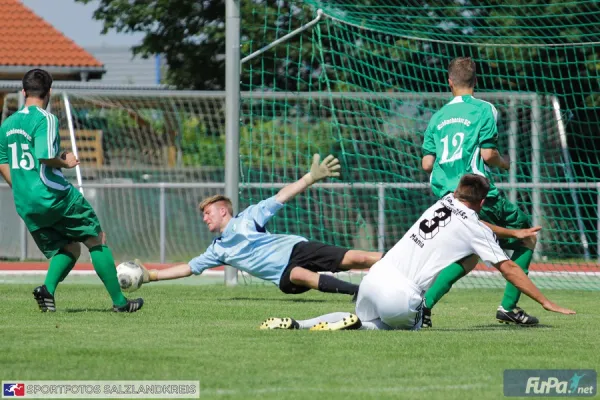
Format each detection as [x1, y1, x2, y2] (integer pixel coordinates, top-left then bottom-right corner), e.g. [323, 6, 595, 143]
[240, 119, 337, 167]
[77, 0, 599, 94]
[179, 117, 338, 167]
[180, 116, 225, 166]
[74, 0, 318, 91]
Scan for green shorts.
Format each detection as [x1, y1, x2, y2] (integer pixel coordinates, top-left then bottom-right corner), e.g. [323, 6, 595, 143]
[30, 194, 102, 259]
[479, 194, 532, 250]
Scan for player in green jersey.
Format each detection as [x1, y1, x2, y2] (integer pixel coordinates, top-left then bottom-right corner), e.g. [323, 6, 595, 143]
[421, 57, 540, 326]
[0, 69, 143, 313]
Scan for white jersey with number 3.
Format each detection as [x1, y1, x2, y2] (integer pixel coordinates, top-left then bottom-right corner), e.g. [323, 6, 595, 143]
[377, 193, 509, 292]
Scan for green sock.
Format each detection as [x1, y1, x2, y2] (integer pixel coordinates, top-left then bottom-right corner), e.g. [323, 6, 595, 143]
[500, 247, 533, 310]
[89, 245, 127, 307]
[424, 262, 466, 309]
[44, 251, 77, 295]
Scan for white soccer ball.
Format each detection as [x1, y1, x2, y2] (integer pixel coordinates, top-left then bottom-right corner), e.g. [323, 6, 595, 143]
[116, 261, 144, 293]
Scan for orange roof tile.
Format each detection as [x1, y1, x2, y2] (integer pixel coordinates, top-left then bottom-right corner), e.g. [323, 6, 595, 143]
[0, 0, 103, 68]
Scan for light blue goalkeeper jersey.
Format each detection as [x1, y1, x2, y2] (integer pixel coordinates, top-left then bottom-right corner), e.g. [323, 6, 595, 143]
[189, 196, 307, 285]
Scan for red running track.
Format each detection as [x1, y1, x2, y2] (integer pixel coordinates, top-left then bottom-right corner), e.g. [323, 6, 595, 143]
[0, 262, 598, 273]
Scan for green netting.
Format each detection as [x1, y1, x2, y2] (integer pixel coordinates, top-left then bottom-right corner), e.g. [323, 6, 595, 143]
[240, 1, 600, 289]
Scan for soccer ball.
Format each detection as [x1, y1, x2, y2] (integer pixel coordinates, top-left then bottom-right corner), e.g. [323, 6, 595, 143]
[116, 261, 144, 293]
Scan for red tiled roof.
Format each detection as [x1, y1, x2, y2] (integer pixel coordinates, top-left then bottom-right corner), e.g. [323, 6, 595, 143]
[0, 0, 103, 68]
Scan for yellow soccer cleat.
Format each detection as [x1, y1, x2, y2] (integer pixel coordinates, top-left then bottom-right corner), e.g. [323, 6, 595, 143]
[310, 314, 361, 331]
[259, 317, 299, 330]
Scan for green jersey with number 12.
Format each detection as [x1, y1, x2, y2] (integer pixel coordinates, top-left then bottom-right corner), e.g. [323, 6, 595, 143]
[0, 105, 74, 230]
[422, 94, 500, 198]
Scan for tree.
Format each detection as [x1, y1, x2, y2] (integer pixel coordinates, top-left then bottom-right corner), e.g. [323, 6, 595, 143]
[76, 0, 321, 90]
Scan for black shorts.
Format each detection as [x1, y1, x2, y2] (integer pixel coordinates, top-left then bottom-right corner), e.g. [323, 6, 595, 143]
[278, 241, 349, 294]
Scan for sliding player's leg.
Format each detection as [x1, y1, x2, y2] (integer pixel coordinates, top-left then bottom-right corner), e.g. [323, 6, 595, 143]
[338, 249, 383, 270]
[278, 241, 362, 296]
[480, 195, 539, 325]
[259, 312, 359, 330]
[281, 266, 359, 296]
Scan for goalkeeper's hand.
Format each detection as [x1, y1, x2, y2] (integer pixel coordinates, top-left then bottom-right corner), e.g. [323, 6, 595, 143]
[303, 154, 341, 185]
[134, 259, 158, 283]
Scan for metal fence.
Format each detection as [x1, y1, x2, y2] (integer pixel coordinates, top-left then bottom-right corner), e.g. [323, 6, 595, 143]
[1, 181, 598, 263]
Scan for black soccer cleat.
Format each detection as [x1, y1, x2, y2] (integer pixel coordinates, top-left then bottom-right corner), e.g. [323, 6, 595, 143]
[33, 285, 56, 312]
[422, 306, 432, 328]
[496, 306, 539, 326]
[113, 298, 144, 313]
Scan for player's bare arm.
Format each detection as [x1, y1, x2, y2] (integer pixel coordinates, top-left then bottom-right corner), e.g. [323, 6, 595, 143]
[136, 260, 192, 282]
[421, 155, 435, 173]
[0, 164, 12, 187]
[482, 222, 541, 240]
[494, 259, 575, 315]
[275, 154, 340, 204]
[39, 150, 79, 169]
[481, 148, 510, 170]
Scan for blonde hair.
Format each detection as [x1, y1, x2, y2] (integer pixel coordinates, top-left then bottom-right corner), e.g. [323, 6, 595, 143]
[198, 195, 233, 215]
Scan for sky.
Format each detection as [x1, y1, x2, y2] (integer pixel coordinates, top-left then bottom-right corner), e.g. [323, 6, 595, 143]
[21, 0, 144, 48]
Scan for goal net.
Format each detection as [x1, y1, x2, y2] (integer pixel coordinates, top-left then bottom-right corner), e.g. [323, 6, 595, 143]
[239, 1, 600, 289]
[0, 1, 597, 290]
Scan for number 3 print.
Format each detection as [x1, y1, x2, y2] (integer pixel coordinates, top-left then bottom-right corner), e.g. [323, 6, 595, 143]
[419, 206, 452, 240]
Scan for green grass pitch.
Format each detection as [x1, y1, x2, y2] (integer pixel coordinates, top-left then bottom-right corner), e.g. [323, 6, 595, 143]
[0, 282, 598, 399]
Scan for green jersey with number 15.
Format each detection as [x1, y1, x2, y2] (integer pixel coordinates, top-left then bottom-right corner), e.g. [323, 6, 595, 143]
[422, 94, 500, 199]
[0, 105, 74, 230]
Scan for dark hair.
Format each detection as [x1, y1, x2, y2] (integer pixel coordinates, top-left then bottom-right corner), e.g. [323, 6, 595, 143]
[448, 57, 476, 88]
[22, 69, 53, 99]
[455, 174, 490, 203]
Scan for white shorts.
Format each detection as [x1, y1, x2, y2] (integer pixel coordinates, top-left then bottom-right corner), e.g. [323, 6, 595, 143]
[355, 264, 425, 330]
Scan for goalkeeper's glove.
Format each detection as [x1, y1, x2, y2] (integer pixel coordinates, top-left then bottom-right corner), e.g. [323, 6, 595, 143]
[303, 154, 341, 185]
[134, 259, 159, 283]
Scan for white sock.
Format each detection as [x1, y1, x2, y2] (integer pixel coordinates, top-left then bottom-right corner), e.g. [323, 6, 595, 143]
[297, 312, 354, 329]
[358, 318, 393, 331]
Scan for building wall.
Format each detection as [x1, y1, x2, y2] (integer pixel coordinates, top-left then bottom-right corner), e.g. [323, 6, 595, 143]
[86, 46, 161, 85]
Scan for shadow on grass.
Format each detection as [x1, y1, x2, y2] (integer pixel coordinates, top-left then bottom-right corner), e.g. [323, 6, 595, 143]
[63, 308, 113, 313]
[222, 297, 330, 303]
[431, 323, 553, 331]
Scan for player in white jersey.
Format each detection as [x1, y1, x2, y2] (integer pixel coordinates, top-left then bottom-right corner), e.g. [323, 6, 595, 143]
[260, 174, 575, 331]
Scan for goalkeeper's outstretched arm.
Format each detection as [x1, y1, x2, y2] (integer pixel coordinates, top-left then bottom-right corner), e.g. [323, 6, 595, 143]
[275, 154, 341, 204]
[135, 260, 192, 283]
[154, 263, 192, 281]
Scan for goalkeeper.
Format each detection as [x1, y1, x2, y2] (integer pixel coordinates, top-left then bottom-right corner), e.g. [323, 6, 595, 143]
[136, 154, 381, 296]
[421, 56, 540, 326]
